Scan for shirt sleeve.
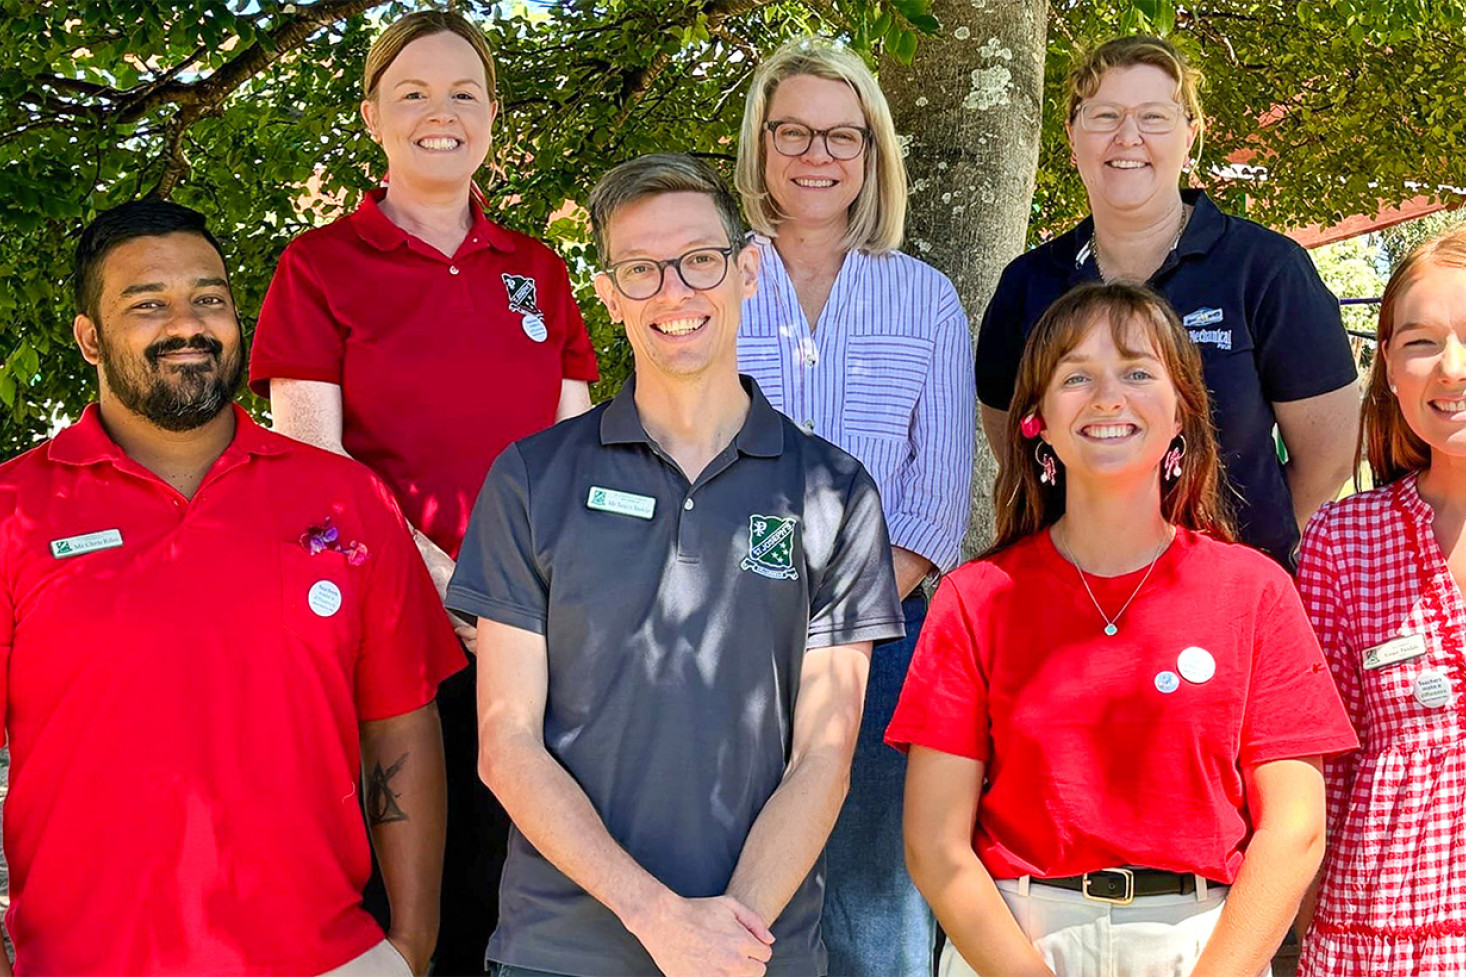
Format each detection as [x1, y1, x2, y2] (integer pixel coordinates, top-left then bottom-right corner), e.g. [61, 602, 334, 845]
[1239, 567, 1360, 767]
[248, 239, 347, 398]
[446, 445, 549, 635]
[885, 575, 988, 761]
[549, 255, 599, 383]
[888, 304, 975, 572]
[973, 259, 1028, 411]
[0, 543, 12, 748]
[1251, 239, 1358, 403]
[1295, 507, 1363, 837]
[806, 467, 905, 648]
[355, 477, 467, 721]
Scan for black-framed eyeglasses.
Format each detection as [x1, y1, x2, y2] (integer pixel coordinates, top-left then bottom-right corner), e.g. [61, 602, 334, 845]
[603, 246, 737, 300]
[764, 120, 871, 160]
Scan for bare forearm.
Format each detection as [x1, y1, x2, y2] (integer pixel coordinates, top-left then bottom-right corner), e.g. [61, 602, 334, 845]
[362, 705, 448, 970]
[1193, 825, 1324, 977]
[482, 732, 669, 933]
[908, 842, 1051, 977]
[1286, 460, 1351, 532]
[892, 545, 934, 600]
[726, 750, 851, 925]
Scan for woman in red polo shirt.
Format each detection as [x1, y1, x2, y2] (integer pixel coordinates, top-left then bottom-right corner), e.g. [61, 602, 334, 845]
[248, 11, 597, 973]
[1295, 227, 1466, 977]
[887, 281, 1356, 977]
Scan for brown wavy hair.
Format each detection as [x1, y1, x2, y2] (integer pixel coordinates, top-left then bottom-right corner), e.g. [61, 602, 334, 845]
[1363, 224, 1466, 485]
[987, 281, 1234, 556]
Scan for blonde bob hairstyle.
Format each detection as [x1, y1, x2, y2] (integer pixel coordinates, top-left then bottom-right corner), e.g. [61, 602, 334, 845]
[735, 36, 906, 254]
[363, 10, 498, 103]
[988, 281, 1234, 557]
[1363, 224, 1466, 486]
[1065, 35, 1204, 162]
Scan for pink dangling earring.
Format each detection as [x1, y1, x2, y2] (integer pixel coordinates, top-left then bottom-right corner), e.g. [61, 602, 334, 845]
[1036, 442, 1059, 485]
[1163, 436, 1187, 482]
[1020, 411, 1043, 439]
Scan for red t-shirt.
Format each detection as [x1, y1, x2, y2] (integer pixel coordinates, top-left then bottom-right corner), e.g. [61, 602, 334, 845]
[249, 189, 600, 558]
[886, 527, 1358, 884]
[0, 406, 465, 975]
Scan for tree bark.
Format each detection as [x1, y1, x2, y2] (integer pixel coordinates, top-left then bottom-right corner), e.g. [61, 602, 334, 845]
[882, 0, 1047, 556]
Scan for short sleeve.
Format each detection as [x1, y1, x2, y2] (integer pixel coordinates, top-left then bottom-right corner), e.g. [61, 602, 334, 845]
[1239, 574, 1360, 766]
[0, 549, 12, 748]
[1251, 242, 1357, 403]
[806, 468, 904, 648]
[446, 445, 549, 634]
[550, 258, 599, 383]
[885, 576, 988, 761]
[248, 240, 347, 398]
[354, 478, 467, 721]
[973, 260, 1028, 411]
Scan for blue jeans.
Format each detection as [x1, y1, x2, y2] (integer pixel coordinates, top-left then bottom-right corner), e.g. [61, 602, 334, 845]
[822, 595, 934, 977]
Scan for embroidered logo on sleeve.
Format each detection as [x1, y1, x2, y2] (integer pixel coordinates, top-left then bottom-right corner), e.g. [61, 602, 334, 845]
[503, 273, 549, 342]
[740, 515, 799, 580]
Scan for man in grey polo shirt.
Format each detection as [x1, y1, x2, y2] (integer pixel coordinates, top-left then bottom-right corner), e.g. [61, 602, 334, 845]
[446, 153, 904, 977]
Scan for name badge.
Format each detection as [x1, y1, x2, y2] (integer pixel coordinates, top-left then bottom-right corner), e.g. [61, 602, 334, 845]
[50, 529, 123, 558]
[1362, 634, 1428, 671]
[587, 486, 656, 520]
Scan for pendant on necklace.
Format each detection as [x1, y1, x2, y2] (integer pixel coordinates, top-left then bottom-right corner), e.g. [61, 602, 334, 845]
[1104, 624, 1118, 637]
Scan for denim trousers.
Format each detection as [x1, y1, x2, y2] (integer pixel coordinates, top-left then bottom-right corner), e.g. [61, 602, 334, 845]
[822, 594, 934, 977]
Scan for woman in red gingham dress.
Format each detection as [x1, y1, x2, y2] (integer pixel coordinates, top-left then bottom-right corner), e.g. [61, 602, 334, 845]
[1297, 226, 1466, 976]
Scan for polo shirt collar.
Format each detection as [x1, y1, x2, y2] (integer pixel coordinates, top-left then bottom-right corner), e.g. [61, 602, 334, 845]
[1066, 188, 1228, 283]
[600, 374, 785, 458]
[48, 403, 289, 469]
[349, 187, 517, 256]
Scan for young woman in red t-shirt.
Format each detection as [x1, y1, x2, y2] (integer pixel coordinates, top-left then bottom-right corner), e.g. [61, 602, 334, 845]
[887, 281, 1357, 977]
[1295, 227, 1466, 976]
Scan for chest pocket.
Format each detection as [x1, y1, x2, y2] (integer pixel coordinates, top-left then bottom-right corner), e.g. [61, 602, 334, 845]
[843, 334, 933, 441]
[1358, 626, 1462, 748]
[280, 544, 363, 664]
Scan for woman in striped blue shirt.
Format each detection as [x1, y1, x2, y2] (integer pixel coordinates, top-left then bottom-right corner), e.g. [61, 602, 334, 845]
[735, 36, 975, 977]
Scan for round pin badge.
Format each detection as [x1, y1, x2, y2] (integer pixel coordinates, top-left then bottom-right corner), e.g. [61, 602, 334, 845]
[521, 313, 548, 343]
[1177, 646, 1216, 684]
[1413, 670, 1454, 709]
[308, 579, 343, 618]
[1155, 670, 1180, 694]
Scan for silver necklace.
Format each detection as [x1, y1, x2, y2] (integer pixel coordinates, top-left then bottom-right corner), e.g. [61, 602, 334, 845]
[1054, 529, 1172, 636]
[1093, 204, 1191, 283]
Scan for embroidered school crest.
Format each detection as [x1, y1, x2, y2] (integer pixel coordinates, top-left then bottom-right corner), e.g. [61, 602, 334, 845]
[502, 273, 543, 317]
[740, 515, 800, 580]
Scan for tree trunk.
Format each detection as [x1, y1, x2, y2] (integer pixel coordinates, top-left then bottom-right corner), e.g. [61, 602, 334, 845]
[882, 0, 1047, 556]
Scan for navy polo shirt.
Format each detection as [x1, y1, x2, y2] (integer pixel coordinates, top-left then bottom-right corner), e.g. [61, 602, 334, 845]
[975, 189, 1357, 566]
[446, 376, 904, 977]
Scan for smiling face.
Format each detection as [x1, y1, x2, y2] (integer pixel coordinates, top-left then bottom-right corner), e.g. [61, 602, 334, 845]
[763, 73, 867, 231]
[1040, 314, 1182, 487]
[360, 31, 496, 192]
[1068, 64, 1197, 218]
[593, 191, 758, 383]
[75, 232, 244, 431]
[1384, 264, 1466, 461]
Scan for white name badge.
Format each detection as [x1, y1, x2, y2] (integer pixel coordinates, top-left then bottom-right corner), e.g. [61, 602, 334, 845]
[50, 529, 123, 558]
[587, 486, 656, 520]
[1362, 633, 1428, 671]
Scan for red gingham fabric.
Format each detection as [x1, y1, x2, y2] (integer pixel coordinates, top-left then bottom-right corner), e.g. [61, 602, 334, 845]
[1297, 475, 1466, 976]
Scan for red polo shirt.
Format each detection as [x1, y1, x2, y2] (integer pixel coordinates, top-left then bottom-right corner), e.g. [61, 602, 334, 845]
[249, 189, 600, 558]
[0, 405, 465, 975]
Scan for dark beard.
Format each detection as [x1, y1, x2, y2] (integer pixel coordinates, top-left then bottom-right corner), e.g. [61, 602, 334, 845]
[98, 332, 244, 432]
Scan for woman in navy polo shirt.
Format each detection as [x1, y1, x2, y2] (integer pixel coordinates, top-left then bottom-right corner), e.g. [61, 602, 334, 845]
[734, 36, 975, 977]
[249, 11, 598, 973]
[975, 35, 1358, 567]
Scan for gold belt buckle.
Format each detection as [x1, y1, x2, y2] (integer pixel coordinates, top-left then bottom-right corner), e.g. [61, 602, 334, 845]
[1081, 868, 1135, 905]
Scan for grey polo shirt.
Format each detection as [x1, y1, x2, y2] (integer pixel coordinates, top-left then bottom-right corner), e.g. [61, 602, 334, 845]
[447, 375, 904, 977]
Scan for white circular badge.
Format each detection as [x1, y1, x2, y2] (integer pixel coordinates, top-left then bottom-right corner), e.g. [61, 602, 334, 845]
[308, 579, 343, 618]
[521, 313, 548, 343]
[1177, 646, 1217, 684]
[1155, 671, 1180, 694]
[1413, 670, 1454, 709]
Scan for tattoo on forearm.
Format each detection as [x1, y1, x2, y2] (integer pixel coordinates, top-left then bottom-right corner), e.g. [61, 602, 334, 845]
[367, 752, 410, 825]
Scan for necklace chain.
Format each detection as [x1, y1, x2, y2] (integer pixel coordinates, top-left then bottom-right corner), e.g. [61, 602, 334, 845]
[1054, 530, 1173, 637]
[1093, 205, 1191, 284]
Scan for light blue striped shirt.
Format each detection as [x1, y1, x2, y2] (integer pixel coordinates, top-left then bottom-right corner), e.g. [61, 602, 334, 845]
[738, 236, 975, 571]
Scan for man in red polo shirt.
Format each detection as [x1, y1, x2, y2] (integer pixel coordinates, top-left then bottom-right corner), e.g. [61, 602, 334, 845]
[0, 200, 464, 975]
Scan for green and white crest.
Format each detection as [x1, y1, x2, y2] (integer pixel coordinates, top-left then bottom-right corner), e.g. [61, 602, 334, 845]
[741, 514, 799, 581]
